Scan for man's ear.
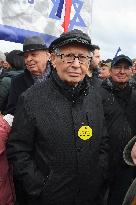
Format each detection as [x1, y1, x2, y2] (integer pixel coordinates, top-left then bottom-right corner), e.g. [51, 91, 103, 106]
[46, 51, 51, 61]
[50, 53, 56, 68]
[47, 52, 51, 58]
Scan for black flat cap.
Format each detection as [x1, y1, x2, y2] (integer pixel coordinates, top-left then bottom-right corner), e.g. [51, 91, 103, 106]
[49, 29, 92, 52]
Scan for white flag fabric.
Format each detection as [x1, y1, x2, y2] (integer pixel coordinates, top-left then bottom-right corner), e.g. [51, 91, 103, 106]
[0, 0, 93, 45]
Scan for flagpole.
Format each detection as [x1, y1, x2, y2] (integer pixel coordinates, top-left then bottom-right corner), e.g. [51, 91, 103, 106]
[114, 47, 121, 58]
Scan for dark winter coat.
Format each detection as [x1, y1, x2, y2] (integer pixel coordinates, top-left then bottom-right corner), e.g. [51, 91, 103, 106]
[101, 78, 136, 205]
[0, 69, 23, 114]
[102, 78, 136, 140]
[91, 68, 102, 88]
[6, 69, 34, 115]
[129, 75, 136, 89]
[6, 63, 51, 115]
[88, 77, 133, 168]
[7, 70, 109, 205]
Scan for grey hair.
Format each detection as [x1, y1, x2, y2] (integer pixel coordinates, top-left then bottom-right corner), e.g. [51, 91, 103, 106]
[53, 48, 60, 55]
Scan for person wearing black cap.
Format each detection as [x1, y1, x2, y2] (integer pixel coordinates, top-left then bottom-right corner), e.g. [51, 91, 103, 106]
[7, 29, 109, 205]
[5, 36, 50, 115]
[101, 54, 136, 205]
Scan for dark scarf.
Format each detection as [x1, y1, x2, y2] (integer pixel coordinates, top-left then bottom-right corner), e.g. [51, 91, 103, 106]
[51, 69, 90, 103]
[32, 61, 51, 84]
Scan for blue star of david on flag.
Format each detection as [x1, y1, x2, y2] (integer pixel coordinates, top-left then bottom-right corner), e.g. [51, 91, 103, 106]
[49, 0, 86, 30]
[0, 0, 92, 45]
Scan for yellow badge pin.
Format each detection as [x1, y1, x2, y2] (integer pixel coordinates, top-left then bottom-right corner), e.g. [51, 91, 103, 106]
[78, 125, 92, 141]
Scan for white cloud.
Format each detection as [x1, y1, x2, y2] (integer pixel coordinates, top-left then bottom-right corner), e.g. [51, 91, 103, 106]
[91, 0, 136, 59]
[0, 0, 136, 61]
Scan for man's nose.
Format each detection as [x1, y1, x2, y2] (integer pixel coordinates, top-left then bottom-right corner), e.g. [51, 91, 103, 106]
[72, 57, 80, 67]
[119, 67, 126, 73]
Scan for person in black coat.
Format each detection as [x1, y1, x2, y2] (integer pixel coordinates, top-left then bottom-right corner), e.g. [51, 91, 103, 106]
[0, 50, 25, 114]
[7, 29, 109, 205]
[101, 55, 136, 205]
[6, 36, 51, 115]
[5, 36, 51, 205]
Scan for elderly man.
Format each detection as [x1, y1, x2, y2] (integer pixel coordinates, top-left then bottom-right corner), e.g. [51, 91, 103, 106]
[6, 36, 50, 114]
[5, 36, 50, 205]
[7, 29, 109, 205]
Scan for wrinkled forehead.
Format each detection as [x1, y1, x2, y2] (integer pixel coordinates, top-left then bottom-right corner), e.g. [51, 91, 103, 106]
[58, 43, 91, 54]
[24, 49, 47, 56]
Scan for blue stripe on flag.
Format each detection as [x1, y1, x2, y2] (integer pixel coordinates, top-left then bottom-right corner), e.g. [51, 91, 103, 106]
[0, 24, 56, 46]
[56, 0, 64, 18]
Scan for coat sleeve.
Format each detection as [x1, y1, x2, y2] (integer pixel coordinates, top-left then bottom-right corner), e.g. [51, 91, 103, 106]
[7, 94, 45, 198]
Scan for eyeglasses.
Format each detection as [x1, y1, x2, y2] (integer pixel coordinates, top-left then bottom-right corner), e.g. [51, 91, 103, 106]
[56, 53, 91, 64]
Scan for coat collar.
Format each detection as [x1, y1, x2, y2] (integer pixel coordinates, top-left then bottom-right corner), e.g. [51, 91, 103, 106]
[102, 77, 132, 103]
[51, 69, 89, 102]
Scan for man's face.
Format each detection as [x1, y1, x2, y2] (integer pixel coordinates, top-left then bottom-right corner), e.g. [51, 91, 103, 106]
[24, 50, 50, 75]
[110, 61, 132, 85]
[51, 44, 91, 86]
[3, 61, 11, 69]
[90, 49, 101, 69]
[99, 65, 110, 80]
[0, 60, 4, 68]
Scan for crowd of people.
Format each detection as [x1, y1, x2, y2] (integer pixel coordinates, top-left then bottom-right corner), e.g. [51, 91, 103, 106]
[0, 29, 136, 205]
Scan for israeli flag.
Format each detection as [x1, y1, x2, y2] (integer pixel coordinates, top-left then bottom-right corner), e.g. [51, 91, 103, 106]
[0, 0, 92, 46]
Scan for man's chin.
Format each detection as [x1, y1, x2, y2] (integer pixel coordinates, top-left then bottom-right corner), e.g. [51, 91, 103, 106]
[67, 77, 83, 86]
[28, 68, 38, 75]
